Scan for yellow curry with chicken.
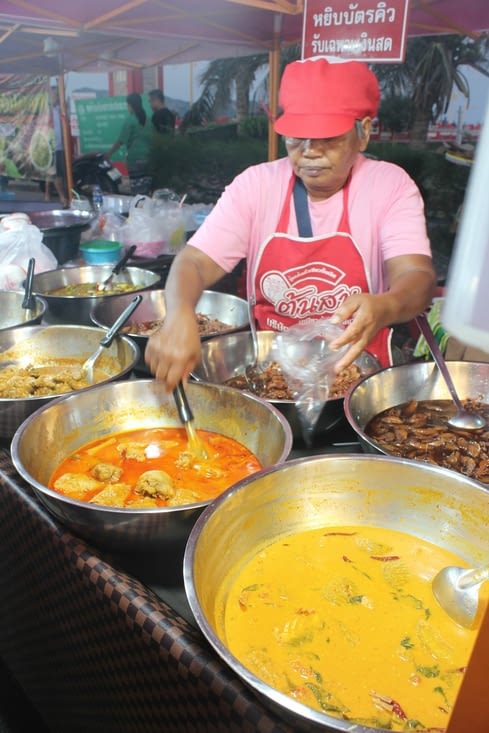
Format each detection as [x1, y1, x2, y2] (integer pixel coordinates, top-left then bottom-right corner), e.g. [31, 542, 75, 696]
[49, 427, 262, 508]
[217, 525, 477, 731]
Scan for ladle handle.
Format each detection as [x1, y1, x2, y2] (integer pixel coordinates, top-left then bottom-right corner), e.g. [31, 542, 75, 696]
[173, 381, 194, 424]
[458, 565, 489, 590]
[99, 294, 142, 347]
[22, 258, 35, 310]
[415, 313, 465, 411]
[111, 244, 137, 276]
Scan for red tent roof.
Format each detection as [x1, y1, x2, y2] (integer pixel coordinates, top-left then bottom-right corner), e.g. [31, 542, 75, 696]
[0, 0, 487, 76]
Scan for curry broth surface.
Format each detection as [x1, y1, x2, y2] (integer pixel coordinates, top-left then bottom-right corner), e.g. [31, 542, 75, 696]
[49, 427, 262, 508]
[218, 525, 476, 731]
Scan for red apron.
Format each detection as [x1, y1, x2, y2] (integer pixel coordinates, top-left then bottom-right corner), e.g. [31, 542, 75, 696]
[249, 175, 392, 368]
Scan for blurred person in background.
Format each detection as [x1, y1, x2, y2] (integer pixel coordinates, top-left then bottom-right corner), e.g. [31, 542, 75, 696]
[47, 87, 68, 207]
[105, 92, 152, 195]
[148, 89, 176, 134]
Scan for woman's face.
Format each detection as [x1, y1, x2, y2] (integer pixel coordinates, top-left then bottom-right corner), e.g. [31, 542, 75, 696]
[285, 118, 371, 201]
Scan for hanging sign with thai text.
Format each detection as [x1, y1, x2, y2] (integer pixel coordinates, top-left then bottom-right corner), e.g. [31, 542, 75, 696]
[302, 0, 411, 63]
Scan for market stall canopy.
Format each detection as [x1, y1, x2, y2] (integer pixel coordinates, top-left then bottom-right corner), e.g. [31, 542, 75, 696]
[0, 0, 487, 81]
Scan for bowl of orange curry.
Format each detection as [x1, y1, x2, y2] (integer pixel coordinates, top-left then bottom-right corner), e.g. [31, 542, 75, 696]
[184, 454, 489, 732]
[11, 379, 292, 551]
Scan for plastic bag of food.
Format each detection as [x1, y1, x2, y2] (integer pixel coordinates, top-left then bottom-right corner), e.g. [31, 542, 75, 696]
[0, 217, 58, 289]
[273, 319, 349, 444]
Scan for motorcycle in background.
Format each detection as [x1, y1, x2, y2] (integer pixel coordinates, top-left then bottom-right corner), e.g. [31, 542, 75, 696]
[72, 153, 122, 196]
[35, 152, 122, 198]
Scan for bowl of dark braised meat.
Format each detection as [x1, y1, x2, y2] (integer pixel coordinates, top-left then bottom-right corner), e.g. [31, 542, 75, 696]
[344, 360, 489, 484]
[91, 289, 250, 373]
[191, 330, 380, 439]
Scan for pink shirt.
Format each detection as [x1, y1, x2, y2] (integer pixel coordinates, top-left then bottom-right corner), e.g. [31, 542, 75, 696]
[188, 154, 431, 294]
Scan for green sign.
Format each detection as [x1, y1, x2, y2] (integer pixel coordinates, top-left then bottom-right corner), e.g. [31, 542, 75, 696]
[75, 96, 128, 163]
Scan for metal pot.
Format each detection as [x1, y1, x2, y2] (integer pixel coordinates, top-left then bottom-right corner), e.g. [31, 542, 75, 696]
[31, 264, 161, 325]
[0, 290, 47, 331]
[11, 380, 292, 552]
[184, 454, 489, 732]
[28, 209, 94, 264]
[91, 289, 250, 373]
[0, 324, 139, 439]
[344, 360, 489, 474]
[191, 330, 379, 439]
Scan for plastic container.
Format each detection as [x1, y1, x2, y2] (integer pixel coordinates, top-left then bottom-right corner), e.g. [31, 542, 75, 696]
[80, 239, 122, 264]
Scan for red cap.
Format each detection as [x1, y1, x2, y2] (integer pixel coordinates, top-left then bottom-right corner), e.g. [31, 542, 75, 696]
[274, 57, 380, 139]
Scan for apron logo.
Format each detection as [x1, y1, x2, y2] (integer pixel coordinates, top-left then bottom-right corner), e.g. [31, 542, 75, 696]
[260, 266, 362, 319]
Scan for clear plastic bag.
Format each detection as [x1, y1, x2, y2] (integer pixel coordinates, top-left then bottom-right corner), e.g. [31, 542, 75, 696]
[273, 319, 349, 443]
[0, 223, 58, 289]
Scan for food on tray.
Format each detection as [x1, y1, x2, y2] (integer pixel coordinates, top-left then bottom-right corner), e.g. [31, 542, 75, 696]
[121, 312, 232, 337]
[224, 360, 362, 400]
[47, 282, 139, 297]
[218, 524, 476, 730]
[365, 398, 489, 482]
[49, 427, 262, 508]
[0, 361, 110, 398]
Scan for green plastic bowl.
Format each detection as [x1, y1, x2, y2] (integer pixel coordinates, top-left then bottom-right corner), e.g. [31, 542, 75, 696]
[80, 239, 122, 264]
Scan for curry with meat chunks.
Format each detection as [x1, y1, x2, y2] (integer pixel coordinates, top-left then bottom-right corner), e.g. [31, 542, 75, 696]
[49, 427, 262, 508]
[365, 398, 489, 483]
[0, 361, 110, 398]
[218, 525, 477, 731]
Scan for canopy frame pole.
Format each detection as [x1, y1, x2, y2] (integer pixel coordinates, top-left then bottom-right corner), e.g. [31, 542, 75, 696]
[57, 68, 73, 203]
[267, 13, 282, 161]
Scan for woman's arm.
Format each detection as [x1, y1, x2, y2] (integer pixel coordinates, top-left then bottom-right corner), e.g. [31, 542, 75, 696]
[144, 245, 227, 390]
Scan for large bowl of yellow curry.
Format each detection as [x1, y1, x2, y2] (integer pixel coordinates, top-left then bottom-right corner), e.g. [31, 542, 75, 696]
[184, 454, 489, 732]
[11, 380, 292, 551]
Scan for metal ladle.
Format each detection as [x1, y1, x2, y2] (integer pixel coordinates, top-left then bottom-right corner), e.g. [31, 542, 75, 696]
[82, 294, 142, 381]
[432, 563, 489, 628]
[415, 313, 486, 430]
[173, 381, 208, 460]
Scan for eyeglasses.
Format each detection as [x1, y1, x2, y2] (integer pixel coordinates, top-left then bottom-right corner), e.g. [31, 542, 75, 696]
[284, 121, 365, 151]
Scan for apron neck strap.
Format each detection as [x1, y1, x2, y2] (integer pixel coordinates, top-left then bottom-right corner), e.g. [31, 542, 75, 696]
[293, 177, 314, 238]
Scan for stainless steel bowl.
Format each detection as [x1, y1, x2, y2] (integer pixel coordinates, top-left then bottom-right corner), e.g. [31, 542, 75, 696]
[11, 380, 292, 551]
[344, 360, 489, 475]
[184, 454, 489, 732]
[31, 265, 161, 325]
[28, 209, 94, 264]
[0, 290, 47, 331]
[0, 324, 139, 439]
[191, 330, 379, 439]
[91, 289, 250, 373]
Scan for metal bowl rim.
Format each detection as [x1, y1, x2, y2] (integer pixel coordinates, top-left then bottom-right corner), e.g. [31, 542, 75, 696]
[90, 288, 250, 336]
[183, 451, 487, 733]
[11, 379, 293, 516]
[31, 265, 160, 300]
[192, 329, 379, 406]
[0, 324, 139, 404]
[343, 359, 489, 454]
[0, 291, 48, 330]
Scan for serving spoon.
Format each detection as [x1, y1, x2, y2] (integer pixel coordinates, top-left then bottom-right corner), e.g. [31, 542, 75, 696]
[432, 563, 489, 628]
[415, 313, 486, 430]
[96, 245, 137, 292]
[82, 294, 142, 381]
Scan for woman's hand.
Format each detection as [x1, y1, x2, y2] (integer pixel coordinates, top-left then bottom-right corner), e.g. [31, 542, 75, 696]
[145, 306, 202, 392]
[329, 292, 394, 371]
